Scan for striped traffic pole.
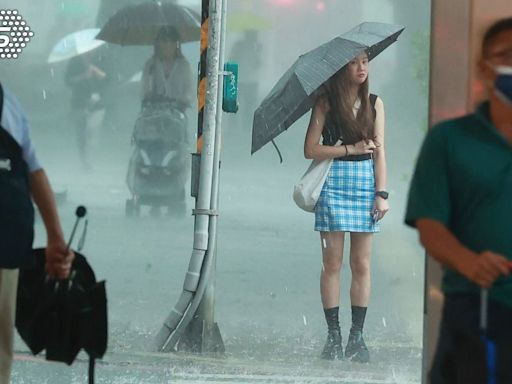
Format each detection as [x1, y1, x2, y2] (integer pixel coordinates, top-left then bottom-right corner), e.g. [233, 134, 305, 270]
[197, 0, 209, 153]
[155, 0, 227, 353]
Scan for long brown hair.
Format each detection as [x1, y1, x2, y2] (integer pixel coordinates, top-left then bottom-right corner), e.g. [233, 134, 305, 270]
[323, 64, 374, 143]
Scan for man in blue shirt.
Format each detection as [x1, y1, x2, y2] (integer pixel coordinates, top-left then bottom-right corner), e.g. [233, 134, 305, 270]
[0, 84, 73, 384]
[406, 18, 512, 383]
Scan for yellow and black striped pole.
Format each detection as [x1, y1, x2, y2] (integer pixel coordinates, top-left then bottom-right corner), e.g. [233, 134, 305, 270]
[155, 0, 227, 353]
[197, 0, 209, 153]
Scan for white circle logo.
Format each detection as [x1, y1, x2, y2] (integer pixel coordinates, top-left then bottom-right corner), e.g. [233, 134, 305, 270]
[0, 9, 33, 59]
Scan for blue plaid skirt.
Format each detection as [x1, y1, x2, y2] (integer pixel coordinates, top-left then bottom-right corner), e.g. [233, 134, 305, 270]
[315, 159, 380, 233]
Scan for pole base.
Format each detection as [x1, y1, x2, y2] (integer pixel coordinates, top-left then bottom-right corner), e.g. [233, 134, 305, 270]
[176, 317, 225, 355]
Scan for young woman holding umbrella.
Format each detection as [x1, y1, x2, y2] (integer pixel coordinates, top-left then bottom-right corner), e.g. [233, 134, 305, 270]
[304, 51, 388, 362]
[141, 26, 194, 110]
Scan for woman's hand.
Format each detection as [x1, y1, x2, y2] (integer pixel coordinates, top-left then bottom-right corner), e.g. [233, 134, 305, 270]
[372, 196, 389, 222]
[349, 139, 377, 155]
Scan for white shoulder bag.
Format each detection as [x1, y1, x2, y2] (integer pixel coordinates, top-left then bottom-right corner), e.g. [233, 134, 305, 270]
[293, 140, 341, 212]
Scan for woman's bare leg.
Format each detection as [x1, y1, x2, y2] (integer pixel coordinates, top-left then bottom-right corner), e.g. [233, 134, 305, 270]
[349, 232, 373, 306]
[320, 231, 345, 308]
[346, 232, 373, 362]
[319, 231, 345, 360]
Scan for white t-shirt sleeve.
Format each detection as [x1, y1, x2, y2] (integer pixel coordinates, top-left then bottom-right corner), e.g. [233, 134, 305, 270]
[1, 86, 42, 172]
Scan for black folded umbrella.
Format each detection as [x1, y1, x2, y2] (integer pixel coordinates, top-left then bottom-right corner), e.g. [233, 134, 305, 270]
[16, 248, 107, 381]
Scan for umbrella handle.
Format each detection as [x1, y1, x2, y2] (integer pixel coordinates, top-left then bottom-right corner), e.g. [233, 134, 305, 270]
[480, 288, 488, 332]
[77, 219, 88, 252]
[45, 269, 76, 290]
[481, 263, 512, 331]
[45, 206, 86, 284]
[65, 206, 87, 253]
[66, 219, 80, 253]
[481, 287, 498, 384]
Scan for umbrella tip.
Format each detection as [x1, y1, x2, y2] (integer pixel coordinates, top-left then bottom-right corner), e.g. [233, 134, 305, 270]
[76, 206, 87, 218]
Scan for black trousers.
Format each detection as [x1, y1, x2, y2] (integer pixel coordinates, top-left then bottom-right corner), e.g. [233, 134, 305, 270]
[430, 293, 512, 384]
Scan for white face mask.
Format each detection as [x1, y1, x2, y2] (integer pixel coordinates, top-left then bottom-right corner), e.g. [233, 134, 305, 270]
[487, 63, 512, 105]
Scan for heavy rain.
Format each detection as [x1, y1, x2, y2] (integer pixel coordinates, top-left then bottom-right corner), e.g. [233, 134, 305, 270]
[1, 0, 430, 383]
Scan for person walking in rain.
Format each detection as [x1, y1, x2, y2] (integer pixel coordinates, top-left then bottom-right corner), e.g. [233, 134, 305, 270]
[405, 17, 512, 383]
[65, 52, 108, 170]
[141, 26, 194, 111]
[304, 51, 389, 362]
[0, 83, 74, 384]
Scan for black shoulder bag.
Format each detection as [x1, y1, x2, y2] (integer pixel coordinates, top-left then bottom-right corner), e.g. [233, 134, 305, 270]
[0, 83, 35, 268]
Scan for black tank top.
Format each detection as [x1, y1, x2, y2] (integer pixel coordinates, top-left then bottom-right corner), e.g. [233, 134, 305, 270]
[322, 93, 378, 146]
[322, 93, 378, 161]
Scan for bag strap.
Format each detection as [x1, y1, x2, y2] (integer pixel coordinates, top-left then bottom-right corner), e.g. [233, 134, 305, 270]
[369, 93, 377, 121]
[369, 93, 377, 107]
[0, 83, 24, 159]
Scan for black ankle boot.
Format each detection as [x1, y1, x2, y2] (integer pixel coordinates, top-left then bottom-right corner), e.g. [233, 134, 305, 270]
[345, 330, 369, 363]
[321, 328, 343, 360]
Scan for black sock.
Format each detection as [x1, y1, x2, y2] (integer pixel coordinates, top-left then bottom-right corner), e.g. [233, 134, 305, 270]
[350, 306, 367, 333]
[323, 306, 340, 331]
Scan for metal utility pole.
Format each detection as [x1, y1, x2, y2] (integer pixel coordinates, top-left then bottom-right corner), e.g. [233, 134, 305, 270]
[154, 0, 227, 354]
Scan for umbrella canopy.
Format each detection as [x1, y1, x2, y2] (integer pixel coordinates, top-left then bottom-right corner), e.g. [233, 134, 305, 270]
[251, 22, 404, 154]
[96, 1, 201, 45]
[16, 248, 107, 365]
[48, 28, 105, 64]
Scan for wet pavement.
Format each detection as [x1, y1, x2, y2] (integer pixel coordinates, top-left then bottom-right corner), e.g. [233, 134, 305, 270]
[13, 343, 421, 383]
[11, 128, 424, 383]
[8, 60, 426, 383]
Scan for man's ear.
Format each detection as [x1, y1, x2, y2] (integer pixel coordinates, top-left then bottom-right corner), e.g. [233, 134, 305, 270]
[477, 57, 488, 76]
[477, 57, 494, 86]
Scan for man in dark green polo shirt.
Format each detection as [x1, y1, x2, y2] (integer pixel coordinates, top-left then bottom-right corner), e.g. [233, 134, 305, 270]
[406, 18, 512, 383]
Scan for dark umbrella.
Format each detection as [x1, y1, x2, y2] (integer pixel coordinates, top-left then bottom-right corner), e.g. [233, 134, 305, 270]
[448, 290, 495, 384]
[452, 283, 512, 384]
[16, 207, 107, 383]
[16, 249, 107, 359]
[96, 1, 201, 45]
[479, 289, 497, 384]
[251, 22, 404, 154]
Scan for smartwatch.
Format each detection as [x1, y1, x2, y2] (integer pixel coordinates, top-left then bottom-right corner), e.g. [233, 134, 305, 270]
[376, 190, 389, 200]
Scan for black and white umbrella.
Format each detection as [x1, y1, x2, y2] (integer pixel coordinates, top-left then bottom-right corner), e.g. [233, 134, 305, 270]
[251, 22, 404, 155]
[96, 1, 200, 45]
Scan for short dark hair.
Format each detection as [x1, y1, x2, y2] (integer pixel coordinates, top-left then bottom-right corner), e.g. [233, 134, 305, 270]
[482, 17, 512, 56]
